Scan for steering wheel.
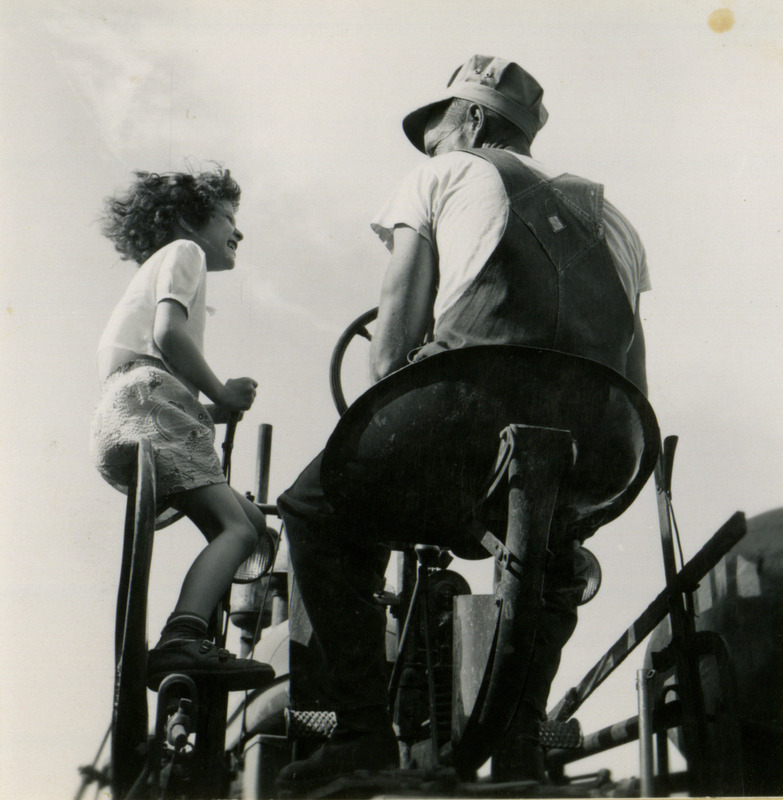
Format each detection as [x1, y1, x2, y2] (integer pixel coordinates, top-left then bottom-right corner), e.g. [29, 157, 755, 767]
[330, 307, 378, 416]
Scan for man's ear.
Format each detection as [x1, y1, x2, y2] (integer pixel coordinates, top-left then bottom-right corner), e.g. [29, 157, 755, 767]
[467, 104, 486, 145]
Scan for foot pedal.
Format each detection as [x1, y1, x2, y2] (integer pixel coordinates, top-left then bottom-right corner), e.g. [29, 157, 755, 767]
[156, 674, 199, 748]
[285, 709, 337, 740]
[538, 718, 582, 749]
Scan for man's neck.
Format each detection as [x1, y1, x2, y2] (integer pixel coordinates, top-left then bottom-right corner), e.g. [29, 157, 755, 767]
[480, 142, 532, 157]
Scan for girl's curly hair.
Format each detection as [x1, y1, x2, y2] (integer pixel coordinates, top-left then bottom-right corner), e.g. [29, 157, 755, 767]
[101, 168, 241, 264]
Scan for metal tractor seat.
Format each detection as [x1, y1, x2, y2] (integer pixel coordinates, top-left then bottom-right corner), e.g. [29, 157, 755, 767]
[321, 344, 660, 771]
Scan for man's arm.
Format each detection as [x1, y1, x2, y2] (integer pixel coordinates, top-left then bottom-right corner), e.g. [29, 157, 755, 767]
[370, 225, 437, 383]
[625, 297, 648, 397]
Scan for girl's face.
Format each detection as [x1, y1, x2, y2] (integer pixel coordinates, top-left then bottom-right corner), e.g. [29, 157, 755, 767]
[191, 198, 243, 272]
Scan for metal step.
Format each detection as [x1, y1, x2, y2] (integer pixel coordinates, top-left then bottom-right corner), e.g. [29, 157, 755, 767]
[285, 709, 337, 739]
[539, 718, 583, 750]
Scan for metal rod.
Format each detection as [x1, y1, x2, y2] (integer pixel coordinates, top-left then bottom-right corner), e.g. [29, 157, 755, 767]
[656, 723, 671, 797]
[255, 424, 273, 503]
[418, 565, 440, 767]
[654, 446, 711, 796]
[637, 668, 656, 798]
[387, 560, 423, 708]
[221, 414, 239, 479]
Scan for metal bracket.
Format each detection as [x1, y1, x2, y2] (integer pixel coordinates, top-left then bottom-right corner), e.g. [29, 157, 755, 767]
[480, 529, 524, 580]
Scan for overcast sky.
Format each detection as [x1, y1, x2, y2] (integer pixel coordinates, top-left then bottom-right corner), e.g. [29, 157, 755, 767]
[1, 1, 781, 797]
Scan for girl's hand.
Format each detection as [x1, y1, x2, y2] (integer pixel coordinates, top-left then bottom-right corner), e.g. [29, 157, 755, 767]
[219, 377, 258, 411]
[205, 404, 244, 425]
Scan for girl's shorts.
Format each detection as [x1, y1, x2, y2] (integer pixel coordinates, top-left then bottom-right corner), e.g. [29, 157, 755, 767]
[90, 359, 226, 502]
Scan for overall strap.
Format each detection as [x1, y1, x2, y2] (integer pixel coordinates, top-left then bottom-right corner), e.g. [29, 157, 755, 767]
[461, 148, 605, 239]
[460, 147, 546, 199]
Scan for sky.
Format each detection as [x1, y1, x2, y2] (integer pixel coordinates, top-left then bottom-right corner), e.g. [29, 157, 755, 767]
[1, 1, 781, 797]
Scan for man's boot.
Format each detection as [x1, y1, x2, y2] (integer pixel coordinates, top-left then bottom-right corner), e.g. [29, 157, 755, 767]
[491, 700, 547, 783]
[274, 705, 399, 794]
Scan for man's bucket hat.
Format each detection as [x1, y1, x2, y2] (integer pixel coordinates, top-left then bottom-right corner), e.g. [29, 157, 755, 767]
[402, 54, 548, 153]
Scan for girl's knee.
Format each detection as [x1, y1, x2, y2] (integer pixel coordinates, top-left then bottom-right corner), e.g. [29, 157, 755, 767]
[236, 520, 259, 558]
[250, 512, 267, 537]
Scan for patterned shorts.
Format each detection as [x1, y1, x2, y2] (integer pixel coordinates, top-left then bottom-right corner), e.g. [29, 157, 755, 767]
[90, 359, 226, 501]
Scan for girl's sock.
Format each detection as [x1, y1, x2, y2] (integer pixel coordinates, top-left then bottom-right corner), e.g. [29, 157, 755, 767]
[154, 611, 209, 650]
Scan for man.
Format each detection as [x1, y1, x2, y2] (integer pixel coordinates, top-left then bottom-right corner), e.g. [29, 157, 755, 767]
[276, 55, 651, 791]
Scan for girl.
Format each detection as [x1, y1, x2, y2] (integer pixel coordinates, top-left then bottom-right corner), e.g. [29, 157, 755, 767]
[91, 168, 273, 690]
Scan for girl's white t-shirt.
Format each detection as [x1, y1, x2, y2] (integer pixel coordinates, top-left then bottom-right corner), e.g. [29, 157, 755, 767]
[371, 151, 651, 321]
[97, 239, 207, 390]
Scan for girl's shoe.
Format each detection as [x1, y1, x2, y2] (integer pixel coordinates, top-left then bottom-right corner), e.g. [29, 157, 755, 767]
[146, 638, 275, 691]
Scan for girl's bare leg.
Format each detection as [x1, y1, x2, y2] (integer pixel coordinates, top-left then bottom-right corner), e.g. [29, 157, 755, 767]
[145, 485, 274, 689]
[171, 483, 264, 619]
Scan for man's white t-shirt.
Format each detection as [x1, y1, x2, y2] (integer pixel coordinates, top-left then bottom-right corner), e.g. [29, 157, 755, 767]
[97, 239, 208, 391]
[371, 151, 651, 321]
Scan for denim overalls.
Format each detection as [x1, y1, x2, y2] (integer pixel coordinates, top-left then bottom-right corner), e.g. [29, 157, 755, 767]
[416, 147, 634, 375]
